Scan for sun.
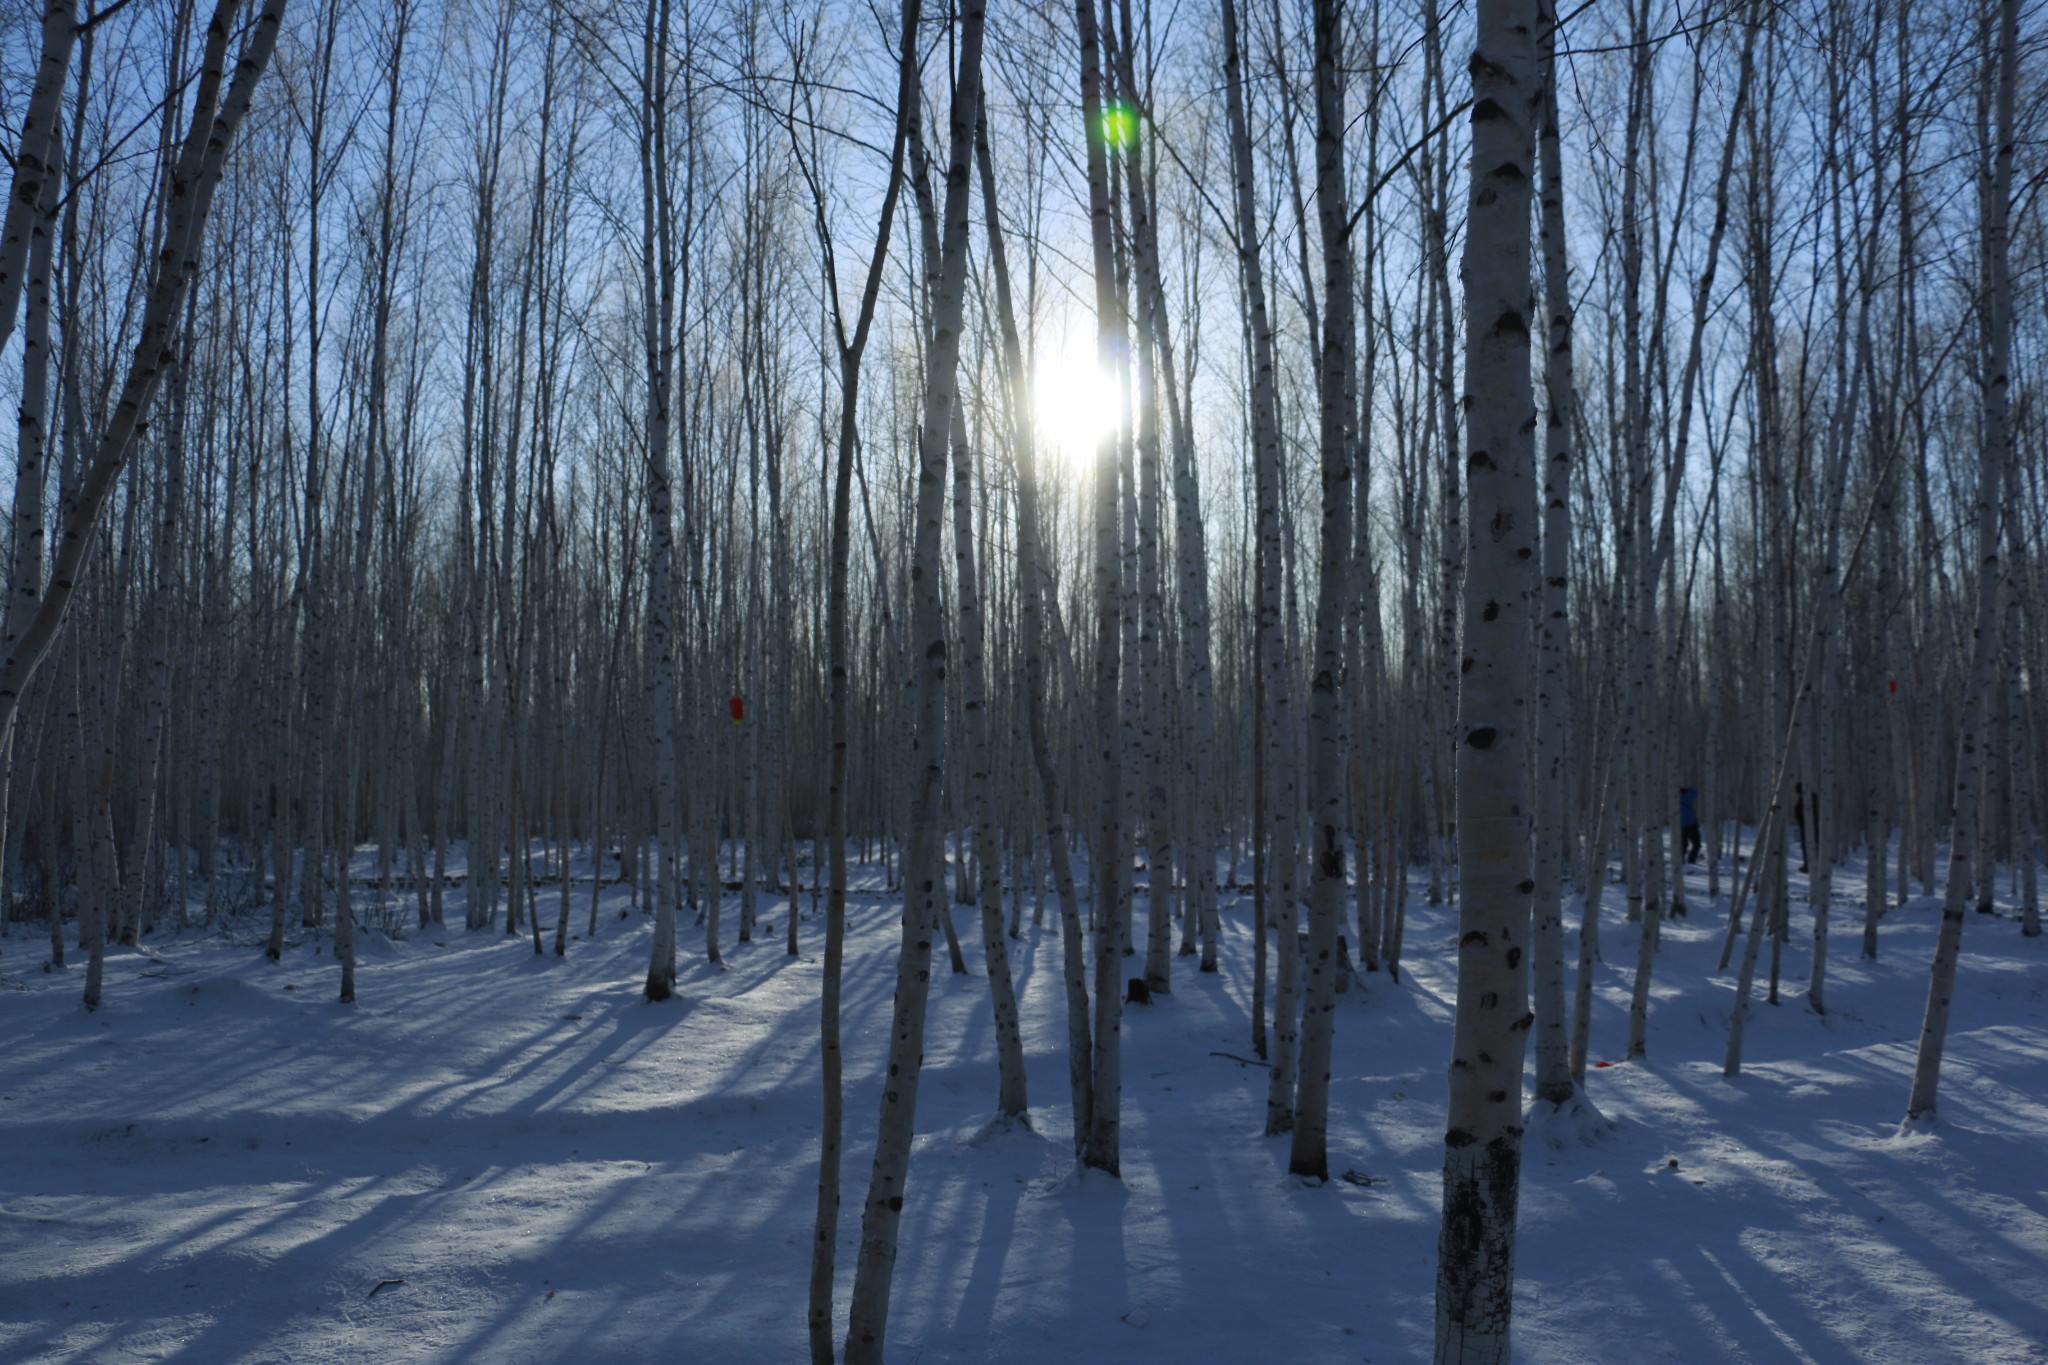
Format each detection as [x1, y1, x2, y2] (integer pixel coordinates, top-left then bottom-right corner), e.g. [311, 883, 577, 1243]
[1031, 333, 1124, 467]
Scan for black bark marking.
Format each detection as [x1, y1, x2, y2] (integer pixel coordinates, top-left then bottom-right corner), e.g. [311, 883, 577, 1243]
[1437, 1132, 1525, 1336]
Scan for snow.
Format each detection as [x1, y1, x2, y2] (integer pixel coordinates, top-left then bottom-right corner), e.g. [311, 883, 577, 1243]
[3, 849, 2045, 1363]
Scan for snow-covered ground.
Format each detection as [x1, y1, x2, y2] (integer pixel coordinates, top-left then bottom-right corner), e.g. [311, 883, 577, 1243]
[3, 848, 2045, 1363]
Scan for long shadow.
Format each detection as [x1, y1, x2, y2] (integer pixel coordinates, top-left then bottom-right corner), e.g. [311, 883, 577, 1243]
[1526, 996, 2048, 1361]
[947, 1161, 1027, 1339]
[0, 896, 930, 1362]
[936, 1124, 1060, 1342]
[9, 1076, 837, 1363]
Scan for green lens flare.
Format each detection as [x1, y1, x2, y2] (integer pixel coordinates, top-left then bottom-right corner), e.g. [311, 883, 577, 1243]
[1100, 102, 1139, 150]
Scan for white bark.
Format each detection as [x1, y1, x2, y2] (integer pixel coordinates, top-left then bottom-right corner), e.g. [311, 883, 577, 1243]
[1434, 0, 1539, 1357]
[0, 2, 79, 364]
[1287, 0, 1352, 1183]
[845, 4, 983, 1351]
[797, 1, 921, 1347]
[1220, 0, 1298, 1137]
[639, 0, 684, 1001]
[948, 400, 1028, 1118]
[1905, 0, 2016, 1125]
[1529, 0, 1582, 1111]
[975, 114, 1092, 1156]
[1075, 0, 1129, 1178]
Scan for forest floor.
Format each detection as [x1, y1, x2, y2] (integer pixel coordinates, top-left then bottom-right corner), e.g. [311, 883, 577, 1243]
[2, 844, 2045, 1364]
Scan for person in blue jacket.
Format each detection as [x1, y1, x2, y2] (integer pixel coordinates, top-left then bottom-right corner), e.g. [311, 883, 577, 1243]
[1679, 787, 1701, 864]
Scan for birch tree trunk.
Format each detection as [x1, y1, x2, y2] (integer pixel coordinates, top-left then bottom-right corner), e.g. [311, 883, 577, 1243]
[2008, 552, 2042, 940]
[1160, 246, 1219, 976]
[1623, 7, 1757, 1056]
[797, 4, 920, 1352]
[0, 1, 80, 365]
[1904, 0, 2015, 1126]
[949, 400, 1028, 1119]
[844, 4, 983, 1353]
[976, 114, 1092, 1156]
[1075, 0, 1130, 1178]
[1, 116, 60, 898]
[640, 0, 685, 1002]
[1423, 0, 1462, 911]
[1110, 8, 1175, 997]
[1287, 0, 1353, 1183]
[1434, 0, 1538, 1356]
[1529, 0, 1587, 1113]
[1219, 0, 1298, 1138]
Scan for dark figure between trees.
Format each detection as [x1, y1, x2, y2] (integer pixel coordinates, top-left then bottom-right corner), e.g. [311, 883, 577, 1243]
[1793, 782, 1813, 873]
[1679, 788, 1701, 864]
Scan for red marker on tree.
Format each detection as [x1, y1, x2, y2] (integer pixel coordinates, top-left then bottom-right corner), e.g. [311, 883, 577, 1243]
[728, 696, 745, 724]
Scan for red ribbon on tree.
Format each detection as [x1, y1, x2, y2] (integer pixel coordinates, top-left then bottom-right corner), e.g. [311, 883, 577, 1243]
[728, 696, 745, 724]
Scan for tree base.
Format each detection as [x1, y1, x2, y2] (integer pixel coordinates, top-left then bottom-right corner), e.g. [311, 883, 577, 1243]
[1523, 1091, 1613, 1148]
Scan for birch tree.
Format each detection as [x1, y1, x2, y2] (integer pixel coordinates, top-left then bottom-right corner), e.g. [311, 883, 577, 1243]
[1904, 0, 2017, 1127]
[1219, 0, 1296, 1131]
[976, 110, 1093, 1156]
[1287, 0, 1353, 1183]
[844, 1, 984, 1352]
[0, 0, 288, 922]
[1075, 0, 1130, 1177]
[949, 396, 1029, 1119]
[1434, 0, 1538, 1356]
[1528, 0, 1588, 1117]
[638, 0, 686, 1002]
[789, 1, 920, 1349]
